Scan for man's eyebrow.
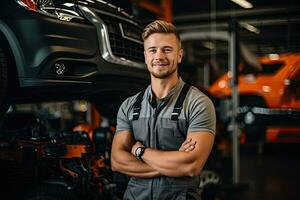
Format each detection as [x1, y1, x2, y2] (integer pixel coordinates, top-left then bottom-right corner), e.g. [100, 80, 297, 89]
[146, 46, 173, 50]
[146, 46, 157, 50]
[162, 46, 173, 49]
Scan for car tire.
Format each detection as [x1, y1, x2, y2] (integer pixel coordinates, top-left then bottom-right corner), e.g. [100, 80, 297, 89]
[240, 95, 267, 146]
[199, 170, 222, 189]
[0, 47, 10, 117]
[0, 47, 8, 99]
[244, 111, 266, 144]
[199, 170, 224, 200]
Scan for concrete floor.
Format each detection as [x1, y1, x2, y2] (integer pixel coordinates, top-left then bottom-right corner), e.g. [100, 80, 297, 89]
[238, 144, 300, 200]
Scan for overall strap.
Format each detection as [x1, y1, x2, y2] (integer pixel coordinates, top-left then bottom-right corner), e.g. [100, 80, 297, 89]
[132, 90, 146, 120]
[171, 84, 191, 121]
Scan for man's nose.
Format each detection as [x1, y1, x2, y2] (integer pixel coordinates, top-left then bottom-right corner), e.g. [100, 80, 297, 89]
[154, 49, 165, 60]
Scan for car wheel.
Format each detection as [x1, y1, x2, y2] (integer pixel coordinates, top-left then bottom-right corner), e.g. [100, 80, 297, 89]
[240, 95, 267, 146]
[0, 47, 8, 99]
[199, 170, 224, 200]
[0, 47, 10, 116]
[244, 111, 266, 143]
[199, 170, 222, 189]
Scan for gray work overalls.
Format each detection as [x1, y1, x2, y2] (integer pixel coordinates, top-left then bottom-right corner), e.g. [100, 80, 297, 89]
[123, 81, 202, 200]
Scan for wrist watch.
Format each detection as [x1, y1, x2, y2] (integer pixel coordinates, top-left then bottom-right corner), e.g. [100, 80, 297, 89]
[135, 146, 146, 160]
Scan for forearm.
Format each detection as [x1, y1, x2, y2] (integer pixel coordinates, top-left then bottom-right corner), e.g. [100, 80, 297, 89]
[111, 149, 160, 178]
[142, 148, 203, 177]
[130, 136, 207, 177]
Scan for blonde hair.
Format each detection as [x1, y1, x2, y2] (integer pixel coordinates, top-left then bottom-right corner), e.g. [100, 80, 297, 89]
[142, 20, 181, 47]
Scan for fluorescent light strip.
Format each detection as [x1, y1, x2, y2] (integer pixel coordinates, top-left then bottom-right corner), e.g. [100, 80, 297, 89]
[231, 0, 253, 9]
[240, 22, 260, 34]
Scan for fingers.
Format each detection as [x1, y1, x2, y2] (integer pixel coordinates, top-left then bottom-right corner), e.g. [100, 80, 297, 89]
[179, 138, 190, 151]
[181, 138, 192, 147]
[179, 138, 197, 152]
[184, 141, 196, 152]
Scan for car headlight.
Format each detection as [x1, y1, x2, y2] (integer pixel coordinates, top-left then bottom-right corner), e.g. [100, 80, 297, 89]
[16, 0, 83, 21]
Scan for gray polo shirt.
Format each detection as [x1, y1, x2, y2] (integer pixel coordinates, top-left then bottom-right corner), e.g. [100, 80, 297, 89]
[116, 78, 215, 148]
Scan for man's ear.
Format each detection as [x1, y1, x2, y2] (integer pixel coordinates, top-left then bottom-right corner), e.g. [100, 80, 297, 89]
[144, 50, 146, 64]
[178, 49, 184, 63]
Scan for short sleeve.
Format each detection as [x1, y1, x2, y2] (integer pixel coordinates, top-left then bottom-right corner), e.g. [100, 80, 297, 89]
[187, 95, 216, 135]
[115, 99, 132, 134]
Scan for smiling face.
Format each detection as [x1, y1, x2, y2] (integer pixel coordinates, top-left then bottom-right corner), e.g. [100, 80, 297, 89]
[144, 33, 183, 80]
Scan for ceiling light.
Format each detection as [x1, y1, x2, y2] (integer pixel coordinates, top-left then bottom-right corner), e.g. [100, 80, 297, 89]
[230, 0, 253, 9]
[240, 22, 260, 34]
[202, 41, 215, 49]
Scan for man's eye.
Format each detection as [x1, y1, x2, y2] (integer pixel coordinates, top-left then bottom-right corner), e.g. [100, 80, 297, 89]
[164, 48, 172, 53]
[149, 49, 156, 53]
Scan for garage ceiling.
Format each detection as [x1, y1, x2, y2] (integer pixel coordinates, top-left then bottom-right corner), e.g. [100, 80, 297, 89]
[174, 0, 300, 55]
[110, 0, 299, 54]
[109, 0, 300, 85]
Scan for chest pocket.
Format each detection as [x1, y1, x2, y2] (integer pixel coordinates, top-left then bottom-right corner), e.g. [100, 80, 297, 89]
[158, 119, 187, 151]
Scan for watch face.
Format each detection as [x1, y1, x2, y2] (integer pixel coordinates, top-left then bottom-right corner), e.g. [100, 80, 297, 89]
[136, 147, 142, 157]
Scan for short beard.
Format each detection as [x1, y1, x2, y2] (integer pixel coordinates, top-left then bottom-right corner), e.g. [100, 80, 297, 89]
[151, 66, 177, 79]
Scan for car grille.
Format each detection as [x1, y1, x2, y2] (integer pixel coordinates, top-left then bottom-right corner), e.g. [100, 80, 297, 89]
[97, 14, 144, 62]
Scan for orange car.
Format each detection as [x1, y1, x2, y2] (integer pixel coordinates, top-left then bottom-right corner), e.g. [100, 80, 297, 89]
[209, 53, 300, 144]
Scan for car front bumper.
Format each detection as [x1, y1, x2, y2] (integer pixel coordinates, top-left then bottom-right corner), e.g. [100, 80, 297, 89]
[0, 1, 148, 96]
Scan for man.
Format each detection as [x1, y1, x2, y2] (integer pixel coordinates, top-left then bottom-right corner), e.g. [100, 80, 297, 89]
[111, 20, 216, 200]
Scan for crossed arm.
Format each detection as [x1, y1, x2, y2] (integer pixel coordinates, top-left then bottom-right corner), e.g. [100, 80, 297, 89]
[111, 130, 215, 178]
[110, 130, 159, 178]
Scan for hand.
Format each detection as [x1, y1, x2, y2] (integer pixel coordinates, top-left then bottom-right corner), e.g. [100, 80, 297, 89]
[131, 141, 143, 156]
[179, 138, 197, 152]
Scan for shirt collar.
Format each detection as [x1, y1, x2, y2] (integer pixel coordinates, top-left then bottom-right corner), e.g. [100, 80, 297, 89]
[147, 78, 185, 106]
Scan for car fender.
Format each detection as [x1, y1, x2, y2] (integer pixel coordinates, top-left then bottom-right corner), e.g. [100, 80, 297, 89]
[0, 20, 25, 78]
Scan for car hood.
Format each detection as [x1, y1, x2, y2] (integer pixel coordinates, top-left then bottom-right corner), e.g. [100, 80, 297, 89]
[60, 0, 135, 21]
